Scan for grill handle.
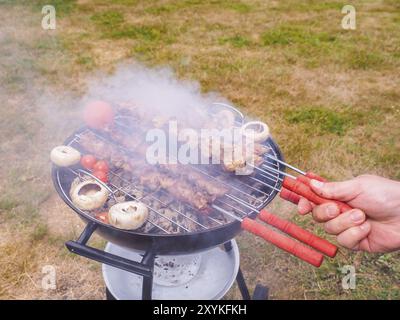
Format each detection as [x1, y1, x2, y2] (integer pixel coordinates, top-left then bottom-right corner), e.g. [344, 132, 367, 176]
[65, 241, 153, 277]
[241, 218, 324, 267]
[283, 177, 353, 213]
[65, 222, 153, 278]
[258, 210, 338, 258]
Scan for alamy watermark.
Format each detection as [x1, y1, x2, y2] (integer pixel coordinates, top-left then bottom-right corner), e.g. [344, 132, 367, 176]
[145, 120, 258, 175]
[41, 265, 56, 290]
[41, 5, 56, 30]
[341, 5, 356, 30]
[341, 265, 356, 290]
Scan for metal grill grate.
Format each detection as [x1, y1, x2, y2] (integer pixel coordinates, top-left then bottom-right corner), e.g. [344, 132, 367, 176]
[55, 111, 284, 235]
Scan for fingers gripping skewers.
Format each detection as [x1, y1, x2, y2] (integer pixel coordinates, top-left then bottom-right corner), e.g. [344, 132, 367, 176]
[259, 158, 353, 213]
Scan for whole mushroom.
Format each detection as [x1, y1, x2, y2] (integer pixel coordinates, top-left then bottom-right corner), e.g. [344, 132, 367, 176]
[70, 179, 109, 211]
[108, 201, 149, 230]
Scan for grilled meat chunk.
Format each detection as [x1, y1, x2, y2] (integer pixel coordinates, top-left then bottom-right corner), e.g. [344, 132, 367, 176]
[78, 131, 213, 210]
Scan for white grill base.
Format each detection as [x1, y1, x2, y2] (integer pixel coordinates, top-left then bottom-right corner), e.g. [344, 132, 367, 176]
[102, 241, 240, 300]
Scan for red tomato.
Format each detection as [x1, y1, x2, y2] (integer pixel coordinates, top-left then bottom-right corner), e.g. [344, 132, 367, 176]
[93, 160, 109, 173]
[93, 170, 108, 183]
[80, 154, 97, 170]
[95, 212, 109, 224]
[83, 101, 114, 129]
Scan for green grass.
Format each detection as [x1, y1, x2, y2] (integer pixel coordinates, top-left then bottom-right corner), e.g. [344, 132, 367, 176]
[346, 49, 386, 70]
[0, 198, 20, 211]
[90, 10, 170, 43]
[262, 25, 337, 46]
[219, 35, 251, 48]
[1, 0, 399, 300]
[145, 0, 252, 14]
[271, 1, 344, 12]
[285, 106, 362, 136]
[91, 11, 125, 28]
[107, 24, 167, 41]
[31, 223, 49, 241]
[35, 0, 77, 17]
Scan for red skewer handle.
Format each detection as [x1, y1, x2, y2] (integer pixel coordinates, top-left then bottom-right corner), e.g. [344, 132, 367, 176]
[283, 177, 352, 213]
[280, 187, 301, 204]
[258, 210, 338, 257]
[241, 217, 324, 267]
[279, 173, 328, 205]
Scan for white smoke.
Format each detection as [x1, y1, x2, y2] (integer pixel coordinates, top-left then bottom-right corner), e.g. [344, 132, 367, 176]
[81, 63, 232, 128]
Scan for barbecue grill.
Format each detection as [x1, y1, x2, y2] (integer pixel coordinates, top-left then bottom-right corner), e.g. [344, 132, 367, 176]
[52, 102, 339, 299]
[52, 111, 285, 254]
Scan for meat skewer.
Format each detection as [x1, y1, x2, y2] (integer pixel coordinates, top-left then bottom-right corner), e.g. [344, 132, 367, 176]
[78, 131, 213, 210]
[103, 124, 230, 198]
[112, 107, 269, 173]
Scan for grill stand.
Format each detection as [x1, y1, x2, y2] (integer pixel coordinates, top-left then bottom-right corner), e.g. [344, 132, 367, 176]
[66, 222, 269, 300]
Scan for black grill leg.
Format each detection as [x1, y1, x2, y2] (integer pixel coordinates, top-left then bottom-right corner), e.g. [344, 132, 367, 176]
[105, 287, 116, 300]
[252, 284, 269, 300]
[141, 251, 156, 300]
[236, 267, 251, 300]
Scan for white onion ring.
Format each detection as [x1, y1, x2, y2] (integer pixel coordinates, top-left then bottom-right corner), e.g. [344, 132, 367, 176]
[215, 110, 235, 128]
[108, 201, 149, 230]
[241, 121, 270, 143]
[50, 145, 81, 167]
[70, 179, 109, 211]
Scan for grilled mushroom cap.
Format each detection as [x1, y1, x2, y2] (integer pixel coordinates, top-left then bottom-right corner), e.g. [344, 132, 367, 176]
[108, 201, 149, 230]
[70, 179, 109, 211]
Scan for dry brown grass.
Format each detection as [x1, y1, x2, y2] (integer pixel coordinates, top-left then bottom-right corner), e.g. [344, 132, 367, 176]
[0, 0, 399, 299]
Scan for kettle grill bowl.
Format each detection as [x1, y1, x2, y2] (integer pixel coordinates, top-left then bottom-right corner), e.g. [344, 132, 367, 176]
[52, 128, 285, 255]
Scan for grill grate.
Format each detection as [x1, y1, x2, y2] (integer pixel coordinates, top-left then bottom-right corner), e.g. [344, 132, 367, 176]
[55, 120, 284, 235]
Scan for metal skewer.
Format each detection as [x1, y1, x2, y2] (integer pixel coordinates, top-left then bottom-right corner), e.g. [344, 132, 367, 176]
[264, 153, 306, 175]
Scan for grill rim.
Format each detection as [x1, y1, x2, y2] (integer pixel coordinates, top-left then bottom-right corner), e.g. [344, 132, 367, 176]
[52, 128, 285, 238]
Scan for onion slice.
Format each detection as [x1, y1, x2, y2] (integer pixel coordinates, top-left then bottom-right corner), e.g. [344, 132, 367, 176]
[50, 145, 81, 167]
[241, 121, 270, 143]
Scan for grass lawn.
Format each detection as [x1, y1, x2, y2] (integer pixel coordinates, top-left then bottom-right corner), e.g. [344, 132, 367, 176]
[0, 0, 399, 299]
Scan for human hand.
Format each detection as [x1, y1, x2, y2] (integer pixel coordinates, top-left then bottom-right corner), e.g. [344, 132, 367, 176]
[297, 175, 400, 253]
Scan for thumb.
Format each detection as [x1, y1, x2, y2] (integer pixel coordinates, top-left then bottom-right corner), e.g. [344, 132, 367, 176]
[309, 179, 360, 202]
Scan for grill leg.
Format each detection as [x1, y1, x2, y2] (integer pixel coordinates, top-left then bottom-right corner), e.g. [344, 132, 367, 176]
[236, 268, 251, 300]
[252, 284, 269, 300]
[141, 251, 156, 300]
[105, 287, 116, 300]
[224, 241, 233, 252]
